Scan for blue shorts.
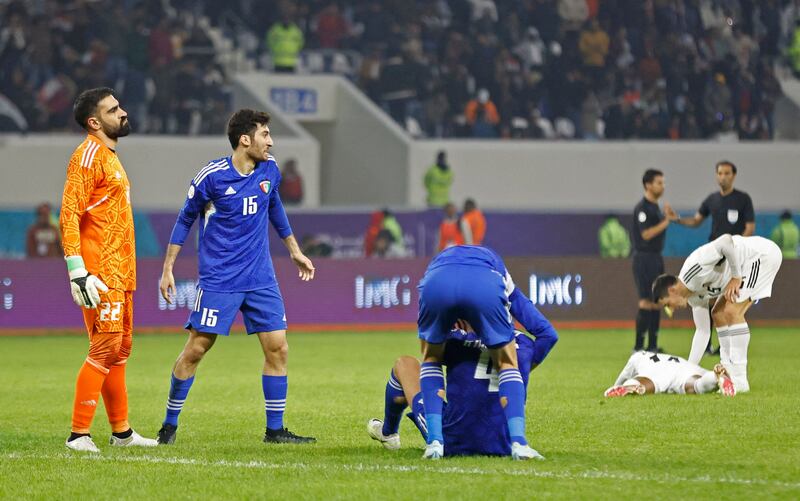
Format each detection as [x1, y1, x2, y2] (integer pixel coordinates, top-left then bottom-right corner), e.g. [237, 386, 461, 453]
[185, 286, 287, 336]
[418, 264, 514, 348]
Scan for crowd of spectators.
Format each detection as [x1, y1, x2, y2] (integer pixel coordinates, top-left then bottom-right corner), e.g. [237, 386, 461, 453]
[0, 0, 231, 134]
[244, 0, 799, 140]
[4, 0, 800, 140]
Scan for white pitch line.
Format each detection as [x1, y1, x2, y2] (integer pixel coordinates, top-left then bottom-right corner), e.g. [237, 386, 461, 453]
[3, 453, 799, 490]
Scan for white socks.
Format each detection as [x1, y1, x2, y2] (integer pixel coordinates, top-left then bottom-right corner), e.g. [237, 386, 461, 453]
[693, 371, 719, 394]
[722, 323, 751, 392]
[716, 326, 731, 364]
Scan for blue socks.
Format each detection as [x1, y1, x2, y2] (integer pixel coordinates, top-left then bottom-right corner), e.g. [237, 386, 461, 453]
[163, 374, 195, 427]
[419, 362, 445, 444]
[382, 370, 407, 436]
[263, 375, 288, 430]
[498, 368, 527, 445]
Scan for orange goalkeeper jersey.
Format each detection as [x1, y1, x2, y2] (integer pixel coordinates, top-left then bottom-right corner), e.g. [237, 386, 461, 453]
[60, 134, 136, 291]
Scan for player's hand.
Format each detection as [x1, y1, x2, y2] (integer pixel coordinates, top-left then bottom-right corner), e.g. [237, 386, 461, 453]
[723, 277, 742, 303]
[68, 268, 109, 309]
[453, 319, 473, 332]
[291, 252, 315, 281]
[160, 269, 176, 304]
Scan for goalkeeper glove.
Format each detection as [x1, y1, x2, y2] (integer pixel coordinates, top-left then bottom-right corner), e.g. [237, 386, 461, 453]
[66, 256, 109, 308]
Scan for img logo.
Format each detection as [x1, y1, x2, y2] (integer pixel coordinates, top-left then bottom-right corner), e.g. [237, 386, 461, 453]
[355, 275, 413, 309]
[158, 279, 200, 311]
[529, 273, 584, 306]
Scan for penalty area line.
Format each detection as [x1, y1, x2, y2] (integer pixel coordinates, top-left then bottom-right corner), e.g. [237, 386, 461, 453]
[3, 452, 799, 490]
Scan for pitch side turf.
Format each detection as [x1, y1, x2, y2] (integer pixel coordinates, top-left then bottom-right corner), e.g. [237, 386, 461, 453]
[1, 328, 798, 499]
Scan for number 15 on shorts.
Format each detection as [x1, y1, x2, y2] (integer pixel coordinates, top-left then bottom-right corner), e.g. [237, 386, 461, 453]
[200, 308, 219, 327]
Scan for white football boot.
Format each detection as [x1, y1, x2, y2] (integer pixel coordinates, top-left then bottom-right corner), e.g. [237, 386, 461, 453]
[511, 442, 545, 461]
[422, 440, 444, 459]
[109, 429, 158, 447]
[366, 418, 401, 450]
[65, 435, 100, 453]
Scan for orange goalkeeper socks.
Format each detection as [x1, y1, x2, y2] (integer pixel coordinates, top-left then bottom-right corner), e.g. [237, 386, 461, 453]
[71, 359, 108, 434]
[101, 363, 130, 433]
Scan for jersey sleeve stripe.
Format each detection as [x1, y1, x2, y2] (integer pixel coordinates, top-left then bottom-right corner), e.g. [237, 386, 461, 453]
[81, 142, 100, 168]
[194, 166, 230, 186]
[85, 142, 100, 167]
[193, 160, 228, 184]
[84, 195, 109, 212]
[682, 264, 702, 283]
[78, 140, 90, 166]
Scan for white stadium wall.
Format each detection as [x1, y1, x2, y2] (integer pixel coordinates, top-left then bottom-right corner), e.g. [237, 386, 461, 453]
[408, 140, 800, 211]
[0, 134, 320, 209]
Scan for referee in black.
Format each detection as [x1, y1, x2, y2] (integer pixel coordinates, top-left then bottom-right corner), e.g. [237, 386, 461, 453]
[631, 169, 674, 352]
[675, 160, 755, 239]
[674, 160, 755, 353]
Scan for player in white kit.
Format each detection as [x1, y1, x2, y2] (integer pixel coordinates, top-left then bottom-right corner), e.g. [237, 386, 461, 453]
[651, 234, 783, 392]
[604, 351, 735, 397]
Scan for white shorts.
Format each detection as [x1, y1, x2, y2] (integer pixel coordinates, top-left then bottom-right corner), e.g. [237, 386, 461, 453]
[737, 240, 783, 304]
[635, 354, 707, 394]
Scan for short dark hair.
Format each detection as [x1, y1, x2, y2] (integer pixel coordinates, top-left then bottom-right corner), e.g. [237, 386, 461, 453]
[73, 87, 115, 130]
[642, 169, 663, 187]
[651, 274, 678, 302]
[464, 198, 477, 211]
[715, 160, 737, 174]
[227, 109, 271, 149]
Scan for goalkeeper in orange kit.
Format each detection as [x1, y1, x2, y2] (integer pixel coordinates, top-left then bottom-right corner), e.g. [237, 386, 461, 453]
[60, 87, 157, 452]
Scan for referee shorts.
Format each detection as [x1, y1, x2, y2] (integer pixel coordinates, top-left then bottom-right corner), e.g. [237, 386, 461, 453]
[632, 252, 664, 301]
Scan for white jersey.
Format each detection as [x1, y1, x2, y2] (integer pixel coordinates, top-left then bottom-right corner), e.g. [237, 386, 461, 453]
[679, 236, 782, 307]
[614, 351, 708, 394]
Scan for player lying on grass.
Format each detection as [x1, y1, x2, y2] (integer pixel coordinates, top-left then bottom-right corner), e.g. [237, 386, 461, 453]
[604, 350, 736, 397]
[652, 234, 783, 393]
[368, 322, 557, 459]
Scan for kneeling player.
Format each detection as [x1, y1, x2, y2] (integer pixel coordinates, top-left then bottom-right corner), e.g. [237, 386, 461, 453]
[368, 324, 557, 458]
[652, 234, 783, 392]
[604, 350, 735, 397]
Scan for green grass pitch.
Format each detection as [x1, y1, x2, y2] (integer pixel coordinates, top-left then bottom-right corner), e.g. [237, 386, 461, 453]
[1, 327, 799, 499]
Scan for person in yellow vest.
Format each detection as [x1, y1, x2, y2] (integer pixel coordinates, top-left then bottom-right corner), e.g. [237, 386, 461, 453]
[267, 14, 304, 73]
[598, 214, 631, 258]
[770, 210, 799, 259]
[424, 151, 453, 208]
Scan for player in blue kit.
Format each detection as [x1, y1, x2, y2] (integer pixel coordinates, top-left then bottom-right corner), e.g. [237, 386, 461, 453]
[367, 321, 557, 457]
[416, 245, 557, 460]
[155, 109, 316, 445]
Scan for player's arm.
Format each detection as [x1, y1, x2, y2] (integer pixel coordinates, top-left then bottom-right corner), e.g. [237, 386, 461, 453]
[710, 234, 744, 301]
[60, 155, 108, 308]
[613, 357, 637, 386]
[160, 179, 209, 303]
[269, 187, 315, 281]
[508, 287, 558, 367]
[687, 305, 712, 364]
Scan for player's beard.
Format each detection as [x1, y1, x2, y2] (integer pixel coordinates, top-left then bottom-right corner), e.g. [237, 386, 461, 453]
[105, 118, 131, 139]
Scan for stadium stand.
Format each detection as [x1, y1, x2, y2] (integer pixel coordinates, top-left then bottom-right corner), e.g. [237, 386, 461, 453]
[4, 1, 800, 139]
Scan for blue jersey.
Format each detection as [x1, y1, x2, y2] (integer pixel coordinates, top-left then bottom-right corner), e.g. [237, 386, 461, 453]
[442, 330, 536, 456]
[169, 156, 292, 292]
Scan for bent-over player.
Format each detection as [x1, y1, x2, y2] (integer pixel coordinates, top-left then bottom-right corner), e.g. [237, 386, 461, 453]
[652, 234, 782, 392]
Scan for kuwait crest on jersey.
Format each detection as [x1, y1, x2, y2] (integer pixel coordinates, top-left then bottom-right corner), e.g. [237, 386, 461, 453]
[260, 180, 271, 194]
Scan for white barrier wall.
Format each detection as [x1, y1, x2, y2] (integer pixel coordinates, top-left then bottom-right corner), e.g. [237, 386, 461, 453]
[408, 141, 800, 211]
[0, 134, 320, 209]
